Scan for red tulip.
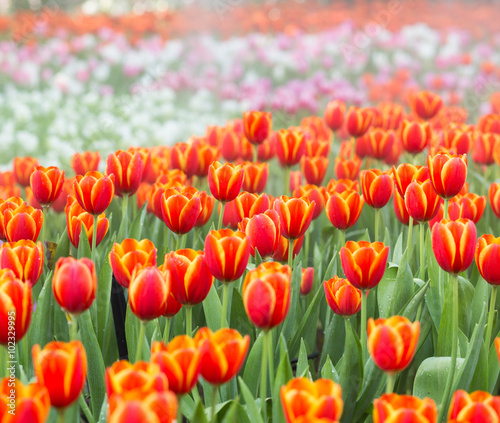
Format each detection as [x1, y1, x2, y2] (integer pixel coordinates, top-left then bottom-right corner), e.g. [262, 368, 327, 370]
[106, 150, 144, 197]
[324, 100, 346, 131]
[301, 156, 329, 186]
[334, 157, 361, 180]
[73, 171, 115, 215]
[360, 169, 394, 209]
[169, 142, 199, 178]
[373, 394, 437, 423]
[161, 187, 201, 235]
[325, 189, 364, 230]
[242, 162, 268, 193]
[275, 129, 306, 167]
[129, 266, 169, 321]
[13, 156, 39, 187]
[3, 203, 43, 243]
[208, 161, 244, 203]
[293, 185, 328, 220]
[476, 235, 500, 285]
[243, 111, 272, 145]
[427, 152, 467, 199]
[238, 209, 281, 259]
[71, 151, 100, 176]
[410, 91, 443, 120]
[447, 390, 500, 422]
[404, 179, 442, 223]
[400, 120, 431, 154]
[274, 196, 315, 240]
[346, 107, 373, 137]
[29, 166, 65, 207]
[300, 267, 314, 296]
[0, 240, 44, 286]
[324, 276, 361, 317]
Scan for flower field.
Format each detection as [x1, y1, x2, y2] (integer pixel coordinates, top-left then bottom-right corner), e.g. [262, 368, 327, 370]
[2, 1, 500, 423]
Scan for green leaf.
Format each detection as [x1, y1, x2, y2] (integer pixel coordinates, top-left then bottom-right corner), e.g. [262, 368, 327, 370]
[470, 277, 489, 333]
[191, 399, 209, 423]
[320, 313, 345, 368]
[79, 309, 106, 417]
[221, 399, 249, 423]
[97, 396, 108, 423]
[53, 230, 70, 266]
[321, 356, 340, 384]
[377, 266, 398, 318]
[77, 225, 92, 260]
[297, 339, 309, 377]
[30, 271, 55, 349]
[425, 231, 442, 330]
[392, 232, 403, 264]
[283, 260, 303, 343]
[353, 358, 385, 421]
[230, 288, 255, 344]
[272, 339, 293, 423]
[322, 250, 338, 282]
[400, 280, 430, 320]
[180, 393, 196, 422]
[203, 284, 223, 331]
[129, 203, 147, 239]
[243, 332, 264, 397]
[96, 238, 115, 349]
[340, 319, 363, 423]
[238, 377, 264, 423]
[390, 251, 414, 316]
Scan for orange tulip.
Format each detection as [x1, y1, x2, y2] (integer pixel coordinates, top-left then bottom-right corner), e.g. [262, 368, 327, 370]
[448, 390, 500, 422]
[0, 198, 25, 241]
[373, 393, 437, 423]
[193, 141, 220, 177]
[325, 189, 364, 230]
[238, 209, 281, 259]
[340, 241, 389, 290]
[0, 171, 15, 188]
[275, 128, 306, 167]
[149, 178, 185, 220]
[242, 262, 291, 330]
[305, 139, 330, 158]
[475, 235, 500, 285]
[109, 239, 157, 289]
[257, 136, 275, 162]
[431, 218, 476, 274]
[326, 178, 359, 195]
[3, 203, 43, 242]
[165, 249, 214, 306]
[0, 240, 44, 286]
[496, 338, 500, 364]
[280, 377, 343, 423]
[242, 162, 269, 193]
[334, 157, 361, 180]
[32, 341, 87, 408]
[376, 103, 405, 130]
[105, 360, 169, 397]
[360, 169, 394, 209]
[410, 91, 443, 120]
[161, 186, 201, 235]
[71, 151, 100, 176]
[51, 177, 75, 213]
[324, 100, 346, 131]
[392, 164, 429, 199]
[129, 266, 169, 321]
[73, 171, 115, 215]
[169, 142, 199, 178]
[65, 196, 109, 249]
[194, 191, 215, 228]
[221, 127, 241, 162]
[366, 128, 395, 160]
[108, 390, 177, 423]
[150, 337, 201, 395]
[427, 152, 468, 199]
[0, 378, 50, 423]
[368, 316, 420, 373]
[52, 257, 96, 314]
[301, 156, 329, 186]
[474, 132, 500, 165]
[194, 327, 250, 385]
[393, 192, 412, 226]
[273, 235, 304, 263]
[289, 170, 303, 194]
[219, 199, 240, 229]
[208, 161, 244, 203]
[301, 116, 332, 143]
[243, 111, 272, 145]
[346, 107, 373, 137]
[442, 127, 472, 155]
[324, 276, 362, 317]
[293, 185, 327, 220]
[274, 196, 315, 240]
[29, 166, 65, 207]
[400, 120, 431, 154]
[0, 269, 32, 345]
[13, 156, 39, 187]
[478, 114, 500, 134]
[300, 267, 314, 296]
[234, 192, 270, 221]
[106, 150, 144, 197]
[490, 183, 500, 219]
[404, 179, 442, 223]
[204, 229, 250, 282]
[448, 193, 486, 223]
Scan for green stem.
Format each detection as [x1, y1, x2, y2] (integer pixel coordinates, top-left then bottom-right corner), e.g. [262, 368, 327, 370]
[163, 317, 171, 342]
[443, 198, 449, 220]
[91, 214, 98, 265]
[218, 202, 225, 230]
[361, 290, 368, 363]
[177, 395, 183, 423]
[485, 286, 498, 349]
[386, 373, 395, 394]
[253, 145, 258, 164]
[122, 194, 129, 238]
[260, 331, 268, 420]
[221, 283, 230, 328]
[374, 208, 380, 242]
[57, 408, 66, 423]
[288, 238, 294, 270]
[135, 320, 146, 363]
[175, 233, 182, 251]
[419, 222, 425, 280]
[186, 306, 193, 336]
[407, 216, 413, 259]
[338, 229, 346, 251]
[0, 346, 7, 379]
[304, 224, 311, 267]
[210, 386, 218, 423]
[68, 313, 78, 341]
[163, 222, 170, 256]
[266, 330, 274, 393]
[285, 167, 291, 197]
[438, 274, 459, 423]
[79, 395, 95, 423]
[483, 166, 489, 196]
[42, 206, 47, 244]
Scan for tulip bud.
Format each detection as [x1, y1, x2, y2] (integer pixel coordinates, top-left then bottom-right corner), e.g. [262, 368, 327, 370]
[478, 114, 500, 134]
[427, 152, 467, 199]
[194, 191, 215, 228]
[161, 187, 201, 235]
[300, 267, 314, 296]
[208, 162, 244, 203]
[400, 120, 431, 154]
[404, 180, 442, 223]
[242, 162, 269, 193]
[327, 178, 359, 195]
[393, 192, 411, 226]
[170, 142, 199, 178]
[448, 390, 500, 422]
[238, 209, 281, 259]
[475, 235, 500, 285]
[73, 171, 115, 215]
[274, 196, 315, 240]
[392, 164, 429, 199]
[490, 183, 500, 219]
[243, 111, 272, 145]
[193, 141, 220, 177]
[106, 150, 144, 197]
[3, 203, 43, 243]
[129, 266, 170, 321]
[475, 132, 499, 165]
[29, 166, 65, 207]
[366, 128, 395, 160]
[301, 156, 329, 186]
[360, 169, 394, 209]
[275, 129, 306, 167]
[334, 157, 361, 180]
[108, 390, 177, 423]
[324, 276, 361, 317]
[410, 91, 443, 120]
[234, 192, 270, 221]
[325, 189, 364, 230]
[324, 100, 346, 131]
[346, 107, 373, 137]
[293, 185, 327, 220]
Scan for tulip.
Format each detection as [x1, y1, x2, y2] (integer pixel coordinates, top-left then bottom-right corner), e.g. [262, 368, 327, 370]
[404, 180, 442, 223]
[442, 127, 472, 155]
[273, 235, 304, 263]
[373, 393, 437, 423]
[326, 178, 359, 195]
[289, 170, 303, 194]
[206, 125, 222, 148]
[219, 200, 240, 229]
[324, 100, 346, 131]
[490, 183, 500, 219]
[238, 209, 281, 259]
[3, 203, 43, 243]
[274, 196, 315, 241]
[32, 341, 87, 408]
[235, 192, 270, 221]
[194, 192, 215, 228]
[293, 185, 328, 221]
[108, 390, 177, 423]
[220, 127, 241, 162]
[106, 150, 144, 197]
[301, 156, 329, 186]
[325, 189, 364, 231]
[366, 128, 395, 160]
[105, 360, 169, 398]
[478, 114, 500, 134]
[324, 276, 361, 317]
[0, 269, 32, 345]
[334, 157, 362, 180]
[361, 169, 394, 210]
[129, 266, 169, 322]
[29, 166, 65, 207]
[194, 327, 250, 385]
[275, 128, 306, 168]
[0, 378, 50, 423]
[243, 111, 272, 147]
[448, 193, 486, 223]
[305, 138, 330, 158]
[161, 187, 201, 235]
[0, 240, 44, 286]
[135, 182, 152, 211]
[207, 161, 244, 203]
[0, 171, 15, 188]
[65, 196, 109, 249]
[258, 136, 275, 162]
[109, 239, 157, 289]
[150, 337, 201, 395]
[242, 162, 269, 193]
[410, 91, 443, 120]
[377, 103, 405, 130]
[393, 191, 412, 226]
[392, 164, 429, 199]
[427, 152, 467, 200]
[71, 151, 100, 176]
[169, 142, 199, 178]
[346, 107, 373, 137]
[281, 377, 344, 423]
[447, 390, 500, 422]
[400, 120, 431, 154]
[193, 141, 220, 178]
[13, 156, 39, 187]
[73, 171, 115, 215]
[355, 133, 370, 158]
[474, 132, 499, 166]
[149, 179, 185, 220]
[300, 267, 314, 296]
[51, 177, 75, 213]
